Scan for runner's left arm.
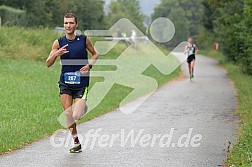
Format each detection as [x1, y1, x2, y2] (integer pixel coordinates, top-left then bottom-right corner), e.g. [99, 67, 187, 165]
[86, 37, 99, 65]
[80, 37, 99, 73]
[194, 44, 199, 54]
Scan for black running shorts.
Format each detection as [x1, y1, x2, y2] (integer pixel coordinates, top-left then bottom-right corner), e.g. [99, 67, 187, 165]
[58, 81, 88, 100]
[187, 54, 196, 63]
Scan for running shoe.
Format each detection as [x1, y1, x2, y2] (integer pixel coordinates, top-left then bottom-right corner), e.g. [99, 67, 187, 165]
[70, 143, 82, 153]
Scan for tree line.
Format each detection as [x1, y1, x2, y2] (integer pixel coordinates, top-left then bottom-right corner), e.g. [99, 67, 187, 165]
[0, 0, 251, 74]
[0, 0, 105, 29]
[0, 0, 143, 30]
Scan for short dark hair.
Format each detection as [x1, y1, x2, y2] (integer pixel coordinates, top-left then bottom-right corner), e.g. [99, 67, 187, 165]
[64, 13, 78, 23]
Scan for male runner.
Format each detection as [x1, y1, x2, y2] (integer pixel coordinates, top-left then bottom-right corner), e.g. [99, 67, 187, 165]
[184, 37, 198, 81]
[46, 13, 98, 153]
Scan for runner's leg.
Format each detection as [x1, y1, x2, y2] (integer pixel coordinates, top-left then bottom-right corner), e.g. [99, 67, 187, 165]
[191, 60, 195, 77]
[60, 94, 75, 131]
[72, 86, 88, 120]
[188, 62, 192, 78]
[60, 94, 82, 152]
[73, 98, 86, 120]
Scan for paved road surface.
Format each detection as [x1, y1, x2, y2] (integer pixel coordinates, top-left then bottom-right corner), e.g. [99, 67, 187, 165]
[0, 54, 238, 167]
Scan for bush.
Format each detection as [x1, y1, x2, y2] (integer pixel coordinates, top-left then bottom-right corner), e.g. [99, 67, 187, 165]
[0, 5, 25, 26]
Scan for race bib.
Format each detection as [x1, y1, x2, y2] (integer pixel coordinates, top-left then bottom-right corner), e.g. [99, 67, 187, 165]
[188, 49, 194, 56]
[188, 46, 195, 56]
[64, 72, 80, 84]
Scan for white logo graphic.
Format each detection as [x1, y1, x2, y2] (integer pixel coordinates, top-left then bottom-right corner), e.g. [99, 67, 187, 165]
[57, 18, 187, 128]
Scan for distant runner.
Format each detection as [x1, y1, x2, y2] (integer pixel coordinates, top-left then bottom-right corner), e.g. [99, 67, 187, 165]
[184, 37, 198, 81]
[46, 13, 98, 153]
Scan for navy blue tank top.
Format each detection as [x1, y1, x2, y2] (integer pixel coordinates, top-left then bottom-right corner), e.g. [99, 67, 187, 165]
[58, 34, 89, 88]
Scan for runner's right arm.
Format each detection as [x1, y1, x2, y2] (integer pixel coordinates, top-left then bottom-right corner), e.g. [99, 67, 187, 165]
[46, 40, 69, 67]
[184, 45, 188, 55]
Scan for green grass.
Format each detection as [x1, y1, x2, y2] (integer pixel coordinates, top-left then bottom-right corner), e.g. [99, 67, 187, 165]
[0, 27, 180, 154]
[0, 26, 59, 60]
[0, 59, 61, 153]
[202, 50, 252, 166]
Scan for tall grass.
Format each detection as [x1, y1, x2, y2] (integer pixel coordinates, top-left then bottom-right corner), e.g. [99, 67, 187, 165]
[0, 27, 59, 60]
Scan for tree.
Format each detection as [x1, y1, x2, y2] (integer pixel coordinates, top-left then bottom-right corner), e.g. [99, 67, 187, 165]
[166, 7, 190, 47]
[106, 0, 145, 32]
[202, 0, 214, 32]
[0, 5, 25, 26]
[152, 0, 204, 38]
[0, 0, 32, 10]
[240, 0, 252, 74]
[75, 0, 105, 30]
[210, 0, 244, 62]
[0, 0, 105, 30]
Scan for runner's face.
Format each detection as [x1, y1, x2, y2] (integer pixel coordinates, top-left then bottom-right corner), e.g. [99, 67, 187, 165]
[64, 17, 77, 34]
[188, 38, 193, 44]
